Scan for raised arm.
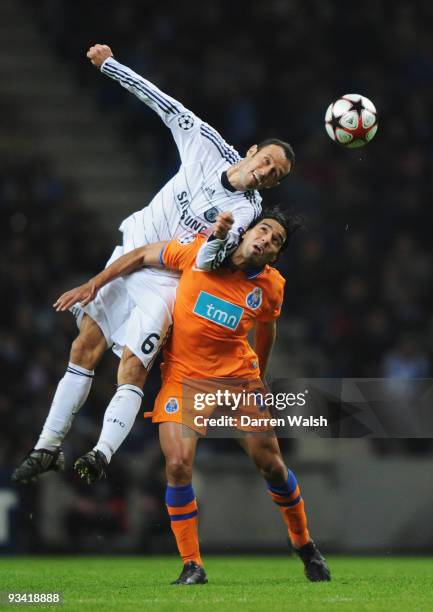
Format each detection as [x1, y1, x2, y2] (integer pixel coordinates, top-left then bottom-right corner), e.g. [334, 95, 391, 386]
[87, 45, 244, 168]
[88, 45, 186, 122]
[54, 241, 167, 312]
[87, 44, 202, 158]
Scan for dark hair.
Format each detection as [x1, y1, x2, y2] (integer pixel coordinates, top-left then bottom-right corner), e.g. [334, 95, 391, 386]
[249, 205, 304, 251]
[256, 138, 295, 173]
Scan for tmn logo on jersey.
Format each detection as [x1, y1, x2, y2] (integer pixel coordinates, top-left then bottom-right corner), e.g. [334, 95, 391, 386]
[193, 291, 243, 331]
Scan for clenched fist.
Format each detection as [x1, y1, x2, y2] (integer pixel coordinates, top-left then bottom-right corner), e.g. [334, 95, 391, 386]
[213, 211, 234, 240]
[87, 44, 113, 68]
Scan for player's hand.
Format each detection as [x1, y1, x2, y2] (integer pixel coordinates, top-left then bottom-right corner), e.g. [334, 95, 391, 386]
[53, 281, 99, 312]
[213, 211, 234, 240]
[86, 44, 113, 68]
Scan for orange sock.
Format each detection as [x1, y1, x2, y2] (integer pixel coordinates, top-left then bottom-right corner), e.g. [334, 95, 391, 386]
[166, 484, 203, 566]
[267, 471, 310, 548]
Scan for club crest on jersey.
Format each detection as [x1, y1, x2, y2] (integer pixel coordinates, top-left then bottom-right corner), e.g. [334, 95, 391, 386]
[178, 113, 194, 131]
[246, 287, 262, 309]
[204, 206, 219, 223]
[165, 397, 179, 414]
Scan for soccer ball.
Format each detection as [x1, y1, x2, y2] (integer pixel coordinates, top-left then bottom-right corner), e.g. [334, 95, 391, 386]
[325, 94, 378, 148]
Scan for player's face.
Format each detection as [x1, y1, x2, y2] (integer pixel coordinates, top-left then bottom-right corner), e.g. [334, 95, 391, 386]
[240, 218, 286, 266]
[240, 144, 291, 190]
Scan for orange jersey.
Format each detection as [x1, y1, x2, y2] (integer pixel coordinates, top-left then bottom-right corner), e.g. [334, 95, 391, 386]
[159, 234, 285, 382]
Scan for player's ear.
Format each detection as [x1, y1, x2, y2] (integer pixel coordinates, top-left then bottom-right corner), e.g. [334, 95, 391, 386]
[246, 144, 258, 158]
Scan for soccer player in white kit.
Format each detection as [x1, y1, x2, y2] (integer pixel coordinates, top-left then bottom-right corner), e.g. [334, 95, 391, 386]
[12, 44, 294, 484]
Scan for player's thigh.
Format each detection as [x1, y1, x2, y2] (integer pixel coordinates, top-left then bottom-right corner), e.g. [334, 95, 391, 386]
[116, 294, 174, 371]
[78, 312, 106, 343]
[71, 247, 133, 347]
[70, 314, 107, 369]
[123, 269, 177, 314]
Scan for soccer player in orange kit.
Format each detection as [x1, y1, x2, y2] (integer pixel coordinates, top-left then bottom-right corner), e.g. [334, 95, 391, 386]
[54, 208, 331, 586]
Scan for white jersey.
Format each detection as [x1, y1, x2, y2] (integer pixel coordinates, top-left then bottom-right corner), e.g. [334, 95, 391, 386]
[101, 58, 262, 276]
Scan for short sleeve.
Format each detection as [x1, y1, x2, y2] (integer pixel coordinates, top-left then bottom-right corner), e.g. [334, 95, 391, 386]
[256, 275, 286, 322]
[161, 234, 206, 271]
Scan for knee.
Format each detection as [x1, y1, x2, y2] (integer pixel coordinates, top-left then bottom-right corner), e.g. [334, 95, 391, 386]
[166, 456, 192, 485]
[118, 352, 147, 387]
[259, 456, 287, 484]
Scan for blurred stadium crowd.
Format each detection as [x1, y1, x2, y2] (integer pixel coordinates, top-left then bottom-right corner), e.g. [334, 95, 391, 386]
[2, 0, 432, 551]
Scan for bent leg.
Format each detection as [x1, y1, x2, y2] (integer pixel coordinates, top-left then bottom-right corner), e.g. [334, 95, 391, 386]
[69, 313, 109, 370]
[35, 314, 107, 450]
[242, 435, 331, 581]
[91, 292, 174, 463]
[93, 348, 148, 463]
[241, 435, 310, 548]
[159, 422, 203, 567]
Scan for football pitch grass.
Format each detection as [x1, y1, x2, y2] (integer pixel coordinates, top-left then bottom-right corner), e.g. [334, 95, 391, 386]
[1, 556, 433, 611]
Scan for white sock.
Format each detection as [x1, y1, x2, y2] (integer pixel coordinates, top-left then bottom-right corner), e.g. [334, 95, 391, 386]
[94, 384, 143, 463]
[35, 362, 94, 451]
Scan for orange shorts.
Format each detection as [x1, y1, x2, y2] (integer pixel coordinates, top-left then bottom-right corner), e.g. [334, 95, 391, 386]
[148, 377, 275, 436]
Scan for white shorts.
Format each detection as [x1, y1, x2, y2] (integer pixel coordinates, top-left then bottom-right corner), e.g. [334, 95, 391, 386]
[72, 246, 179, 370]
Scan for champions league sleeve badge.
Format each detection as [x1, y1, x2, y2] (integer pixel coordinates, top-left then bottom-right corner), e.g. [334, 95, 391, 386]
[178, 113, 195, 130]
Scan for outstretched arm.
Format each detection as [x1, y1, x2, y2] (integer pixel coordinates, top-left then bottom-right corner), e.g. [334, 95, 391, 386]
[88, 44, 185, 121]
[54, 241, 167, 312]
[254, 320, 277, 378]
[87, 44, 201, 157]
[88, 45, 244, 170]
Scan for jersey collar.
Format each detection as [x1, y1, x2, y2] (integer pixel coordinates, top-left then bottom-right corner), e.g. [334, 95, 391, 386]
[244, 266, 265, 279]
[221, 170, 237, 192]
